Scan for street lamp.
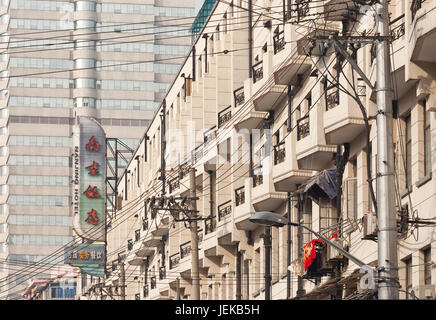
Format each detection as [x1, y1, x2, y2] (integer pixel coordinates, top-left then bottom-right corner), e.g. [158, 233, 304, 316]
[250, 211, 377, 299]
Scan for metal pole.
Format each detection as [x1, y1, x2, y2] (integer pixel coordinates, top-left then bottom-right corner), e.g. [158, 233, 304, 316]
[236, 247, 242, 300]
[375, 0, 399, 300]
[189, 167, 200, 300]
[177, 277, 181, 300]
[296, 193, 305, 298]
[264, 226, 272, 300]
[248, 0, 253, 78]
[161, 100, 166, 196]
[286, 192, 292, 299]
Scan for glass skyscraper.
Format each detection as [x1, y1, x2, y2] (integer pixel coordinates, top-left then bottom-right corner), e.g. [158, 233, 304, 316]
[0, 0, 195, 300]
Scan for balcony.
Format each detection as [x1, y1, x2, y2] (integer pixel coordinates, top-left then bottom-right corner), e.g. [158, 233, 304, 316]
[218, 106, 232, 128]
[272, 132, 314, 192]
[168, 177, 180, 194]
[295, 103, 337, 171]
[200, 218, 214, 239]
[234, 179, 256, 231]
[180, 241, 192, 259]
[324, 72, 366, 145]
[233, 86, 245, 107]
[159, 266, 166, 280]
[217, 200, 232, 221]
[273, 31, 286, 55]
[273, 25, 312, 86]
[252, 167, 263, 188]
[234, 108, 269, 131]
[150, 276, 157, 290]
[322, 0, 356, 22]
[142, 233, 162, 248]
[169, 252, 180, 269]
[252, 83, 287, 112]
[273, 141, 286, 165]
[251, 161, 287, 212]
[409, 0, 436, 63]
[252, 60, 264, 84]
[203, 125, 216, 146]
[134, 229, 141, 242]
[151, 215, 170, 237]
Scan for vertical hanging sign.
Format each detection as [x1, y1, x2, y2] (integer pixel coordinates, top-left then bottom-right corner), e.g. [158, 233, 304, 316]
[72, 116, 106, 242]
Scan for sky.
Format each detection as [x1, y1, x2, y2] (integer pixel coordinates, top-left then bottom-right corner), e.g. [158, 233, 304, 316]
[195, 0, 204, 14]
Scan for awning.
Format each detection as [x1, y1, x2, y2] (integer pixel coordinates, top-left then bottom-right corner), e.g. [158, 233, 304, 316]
[304, 168, 338, 201]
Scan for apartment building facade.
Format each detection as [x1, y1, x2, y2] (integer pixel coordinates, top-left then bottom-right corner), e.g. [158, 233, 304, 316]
[0, 0, 195, 300]
[97, 0, 436, 300]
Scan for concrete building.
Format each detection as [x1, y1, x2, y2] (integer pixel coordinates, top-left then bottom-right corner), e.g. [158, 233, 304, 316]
[0, 0, 195, 300]
[98, 0, 436, 300]
[22, 265, 78, 300]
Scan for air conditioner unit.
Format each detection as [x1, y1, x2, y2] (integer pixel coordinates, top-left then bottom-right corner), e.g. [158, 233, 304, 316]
[362, 212, 377, 239]
[326, 238, 344, 262]
[412, 285, 436, 300]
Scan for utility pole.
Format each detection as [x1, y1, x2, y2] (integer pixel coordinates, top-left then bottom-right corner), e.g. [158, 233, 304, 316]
[120, 261, 126, 300]
[296, 192, 305, 298]
[375, 0, 399, 300]
[189, 167, 201, 300]
[263, 226, 272, 300]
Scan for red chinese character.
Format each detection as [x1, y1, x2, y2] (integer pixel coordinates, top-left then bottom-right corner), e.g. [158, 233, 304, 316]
[86, 136, 100, 152]
[83, 185, 101, 199]
[85, 209, 99, 225]
[86, 161, 100, 176]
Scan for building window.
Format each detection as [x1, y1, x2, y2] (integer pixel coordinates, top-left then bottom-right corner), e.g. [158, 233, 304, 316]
[424, 105, 432, 177]
[424, 247, 432, 285]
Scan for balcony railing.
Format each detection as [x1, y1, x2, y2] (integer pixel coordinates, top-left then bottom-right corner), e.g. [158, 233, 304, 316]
[218, 200, 232, 220]
[191, 145, 203, 164]
[205, 218, 216, 234]
[326, 89, 339, 110]
[273, 31, 285, 54]
[135, 229, 141, 242]
[179, 162, 190, 179]
[143, 285, 149, 298]
[169, 177, 180, 194]
[142, 219, 149, 231]
[252, 166, 263, 187]
[111, 259, 117, 271]
[252, 60, 263, 84]
[218, 105, 232, 128]
[150, 276, 156, 290]
[180, 241, 192, 259]
[296, 0, 310, 21]
[235, 186, 245, 206]
[411, 0, 426, 22]
[169, 252, 180, 269]
[234, 86, 245, 107]
[159, 266, 166, 280]
[117, 251, 126, 263]
[198, 229, 203, 242]
[390, 14, 405, 41]
[297, 115, 310, 140]
[203, 125, 216, 145]
[127, 239, 133, 251]
[274, 141, 286, 165]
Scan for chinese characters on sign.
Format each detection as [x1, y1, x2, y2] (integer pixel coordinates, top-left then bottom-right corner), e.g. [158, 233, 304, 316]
[72, 116, 106, 242]
[85, 136, 101, 227]
[65, 244, 105, 266]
